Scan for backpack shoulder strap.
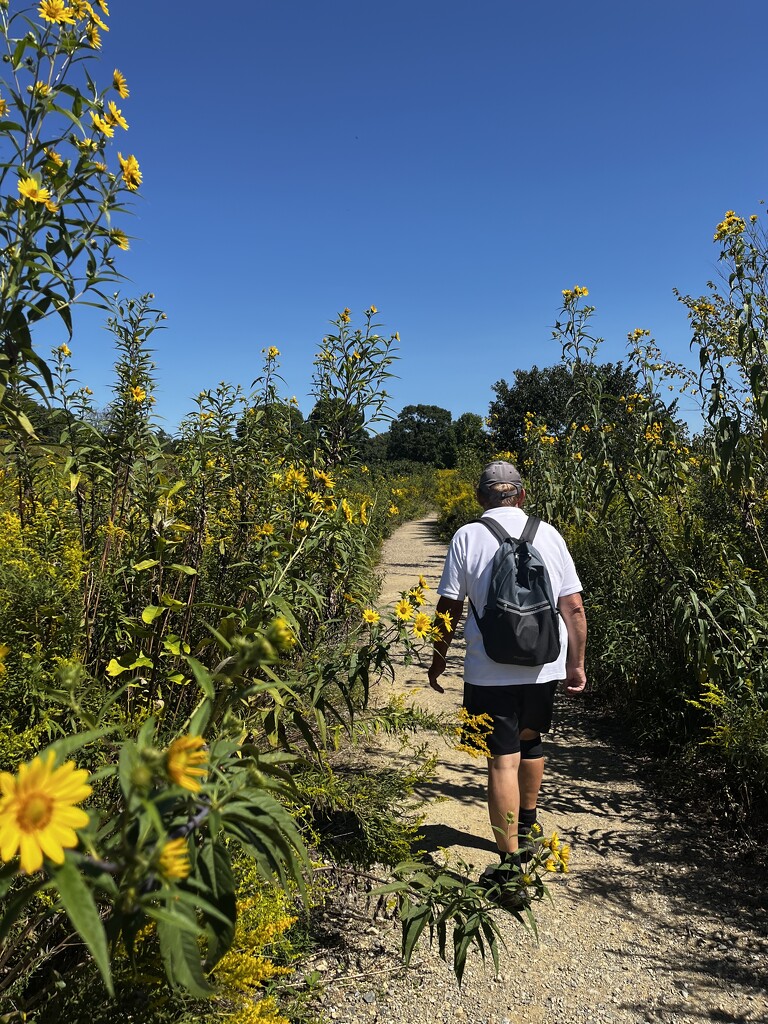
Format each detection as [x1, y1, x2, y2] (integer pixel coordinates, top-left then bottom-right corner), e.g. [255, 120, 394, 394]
[472, 516, 509, 546]
[474, 515, 540, 546]
[519, 515, 541, 545]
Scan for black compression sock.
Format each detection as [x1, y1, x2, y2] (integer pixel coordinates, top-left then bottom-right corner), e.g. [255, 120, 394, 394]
[518, 807, 537, 837]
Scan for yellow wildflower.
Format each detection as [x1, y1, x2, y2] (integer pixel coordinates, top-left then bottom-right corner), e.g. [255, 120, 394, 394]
[341, 498, 354, 523]
[106, 100, 128, 130]
[157, 837, 190, 880]
[130, 385, 146, 403]
[369, 305, 378, 314]
[118, 152, 142, 191]
[38, 0, 76, 24]
[418, 575, 430, 590]
[113, 68, 129, 98]
[0, 95, 7, 118]
[435, 609, 453, 631]
[412, 612, 431, 639]
[267, 345, 280, 358]
[90, 111, 114, 137]
[340, 307, 351, 323]
[58, 343, 72, 357]
[312, 468, 335, 490]
[394, 598, 413, 621]
[17, 177, 51, 205]
[388, 504, 399, 517]
[165, 736, 208, 793]
[0, 751, 91, 874]
[110, 228, 129, 250]
[362, 608, 380, 625]
[714, 210, 746, 241]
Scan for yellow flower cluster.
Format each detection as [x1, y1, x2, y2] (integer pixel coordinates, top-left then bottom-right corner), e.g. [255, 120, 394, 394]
[714, 210, 746, 241]
[542, 830, 571, 873]
[562, 285, 589, 303]
[644, 422, 670, 446]
[454, 708, 493, 759]
[629, 328, 651, 343]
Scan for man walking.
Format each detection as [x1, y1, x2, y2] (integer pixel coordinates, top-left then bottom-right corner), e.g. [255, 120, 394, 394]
[428, 461, 586, 891]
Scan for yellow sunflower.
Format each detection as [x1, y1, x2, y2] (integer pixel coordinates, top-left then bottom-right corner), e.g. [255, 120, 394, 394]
[106, 100, 128, 130]
[118, 152, 142, 191]
[113, 68, 129, 97]
[0, 751, 91, 874]
[165, 735, 208, 793]
[17, 177, 51, 204]
[412, 612, 432, 639]
[38, 0, 76, 25]
[157, 837, 190, 880]
[362, 608, 380, 625]
[394, 598, 413, 621]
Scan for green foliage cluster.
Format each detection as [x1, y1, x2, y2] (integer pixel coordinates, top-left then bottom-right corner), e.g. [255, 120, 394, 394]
[434, 216, 768, 828]
[377, 404, 489, 469]
[0, 296, 465, 1019]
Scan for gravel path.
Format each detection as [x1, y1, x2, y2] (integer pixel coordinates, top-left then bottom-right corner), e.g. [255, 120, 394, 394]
[311, 517, 768, 1024]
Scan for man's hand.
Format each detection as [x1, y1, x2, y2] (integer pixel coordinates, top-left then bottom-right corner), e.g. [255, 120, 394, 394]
[563, 665, 586, 696]
[427, 660, 445, 694]
[427, 595, 464, 695]
[558, 593, 587, 697]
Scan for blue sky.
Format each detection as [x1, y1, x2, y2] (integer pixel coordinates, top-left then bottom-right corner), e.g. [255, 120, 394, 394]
[47, 0, 768, 432]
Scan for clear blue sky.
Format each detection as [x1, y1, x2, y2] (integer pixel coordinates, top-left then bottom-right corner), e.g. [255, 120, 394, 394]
[49, 0, 768, 432]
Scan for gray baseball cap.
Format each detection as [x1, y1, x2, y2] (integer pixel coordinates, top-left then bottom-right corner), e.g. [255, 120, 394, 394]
[478, 461, 523, 490]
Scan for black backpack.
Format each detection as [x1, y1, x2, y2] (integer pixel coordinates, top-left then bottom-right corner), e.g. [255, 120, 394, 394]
[468, 516, 561, 666]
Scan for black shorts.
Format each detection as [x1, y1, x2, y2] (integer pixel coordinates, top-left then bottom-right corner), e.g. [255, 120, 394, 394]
[462, 681, 559, 757]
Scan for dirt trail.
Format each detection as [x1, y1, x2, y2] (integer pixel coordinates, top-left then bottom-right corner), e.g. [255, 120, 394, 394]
[314, 517, 768, 1024]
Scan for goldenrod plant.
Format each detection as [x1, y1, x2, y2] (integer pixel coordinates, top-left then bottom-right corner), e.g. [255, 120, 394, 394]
[0, 0, 140, 430]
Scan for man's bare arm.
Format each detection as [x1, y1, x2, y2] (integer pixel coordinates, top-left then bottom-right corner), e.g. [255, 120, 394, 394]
[558, 592, 587, 695]
[428, 595, 464, 694]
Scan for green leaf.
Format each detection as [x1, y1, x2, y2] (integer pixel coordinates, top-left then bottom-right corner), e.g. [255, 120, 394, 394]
[49, 726, 118, 762]
[54, 859, 113, 995]
[199, 842, 236, 968]
[168, 563, 197, 576]
[156, 900, 213, 997]
[141, 605, 166, 624]
[185, 657, 215, 700]
[132, 559, 160, 572]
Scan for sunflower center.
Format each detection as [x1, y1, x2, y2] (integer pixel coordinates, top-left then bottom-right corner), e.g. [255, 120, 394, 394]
[19, 793, 54, 831]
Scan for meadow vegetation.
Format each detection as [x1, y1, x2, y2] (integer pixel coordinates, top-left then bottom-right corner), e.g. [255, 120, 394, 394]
[435, 216, 768, 834]
[0, 3, 766, 1021]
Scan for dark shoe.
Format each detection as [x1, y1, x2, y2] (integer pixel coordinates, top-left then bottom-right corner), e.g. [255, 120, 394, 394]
[477, 858, 530, 911]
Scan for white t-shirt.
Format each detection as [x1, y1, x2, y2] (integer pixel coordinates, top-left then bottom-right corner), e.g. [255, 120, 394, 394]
[437, 507, 582, 686]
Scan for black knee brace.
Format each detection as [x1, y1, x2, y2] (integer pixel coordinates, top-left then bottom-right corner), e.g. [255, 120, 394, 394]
[520, 734, 543, 759]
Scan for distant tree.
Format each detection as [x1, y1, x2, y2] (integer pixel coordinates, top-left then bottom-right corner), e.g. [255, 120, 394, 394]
[307, 397, 365, 461]
[488, 363, 638, 453]
[359, 429, 390, 466]
[387, 404, 456, 467]
[453, 412, 488, 458]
